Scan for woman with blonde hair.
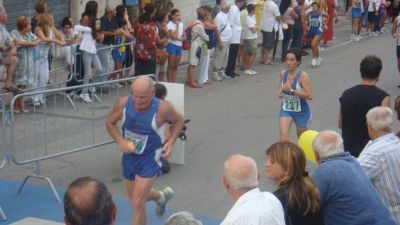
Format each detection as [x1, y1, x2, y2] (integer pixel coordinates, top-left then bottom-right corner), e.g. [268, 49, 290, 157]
[265, 141, 324, 225]
[34, 13, 65, 105]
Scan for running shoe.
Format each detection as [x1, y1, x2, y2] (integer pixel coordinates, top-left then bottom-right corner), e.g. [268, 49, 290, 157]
[79, 93, 93, 103]
[244, 69, 257, 75]
[311, 58, 316, 67]
[156, 186, 174, 217]
[213, 72, 222, 81]
[350, 34, 355, 41]
[219, 71, 232, 79]
[355, 35, 360, 41]
[316, 57, 321, 66]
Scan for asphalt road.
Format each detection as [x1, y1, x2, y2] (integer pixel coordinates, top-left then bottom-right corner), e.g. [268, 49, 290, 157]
[1, 15, 399, 222]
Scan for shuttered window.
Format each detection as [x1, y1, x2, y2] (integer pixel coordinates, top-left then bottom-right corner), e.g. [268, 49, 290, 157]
[4, 0, 70, 30]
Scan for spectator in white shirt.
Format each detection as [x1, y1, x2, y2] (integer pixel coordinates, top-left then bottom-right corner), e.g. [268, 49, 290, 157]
[212, 0, 232, 81]
[261, 0, 281, 65]
[358, 106, 400, 224]
[220, 154, 285, 225]
[74, 16, 102, 103]
[225, 0, 245, 78]
[242, 4, 258, 75]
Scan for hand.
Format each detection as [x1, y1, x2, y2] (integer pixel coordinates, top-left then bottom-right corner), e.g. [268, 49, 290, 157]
[277, 88, 283, 98]
[117, 139, 136, 153]
[324, 25, 328, 31]
[9, 47, 16, 56]
[282, 82, 291, 92]
[374, 11, 378, 16]
[161, 142, 173, 158]
[0, 44, 5, 51]
[218, 42, 223, 49]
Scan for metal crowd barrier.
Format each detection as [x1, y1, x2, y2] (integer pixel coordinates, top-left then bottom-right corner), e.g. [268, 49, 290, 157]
[0, 97, 7, 221]
[9, 77, 140, 203]
[20, 41, 136, 110]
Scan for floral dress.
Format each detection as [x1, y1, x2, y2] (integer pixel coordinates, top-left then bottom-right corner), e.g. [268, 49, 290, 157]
[11, 30, 38, 87]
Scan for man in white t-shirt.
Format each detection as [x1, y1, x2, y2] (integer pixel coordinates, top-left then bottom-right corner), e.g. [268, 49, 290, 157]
[367, 0, 379, 35]
[242, 4, 258, 75]
[213, 0, 232, 81]
[261, 0, 281, 65]
[225, 0, 245, 78]
[220, 154, 285, 225]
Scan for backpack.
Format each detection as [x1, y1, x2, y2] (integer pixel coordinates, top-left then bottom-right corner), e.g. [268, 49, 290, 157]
[182, 22, 201, 50]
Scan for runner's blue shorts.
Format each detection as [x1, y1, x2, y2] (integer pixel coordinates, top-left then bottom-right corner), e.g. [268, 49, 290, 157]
[122, 152, 161, 180]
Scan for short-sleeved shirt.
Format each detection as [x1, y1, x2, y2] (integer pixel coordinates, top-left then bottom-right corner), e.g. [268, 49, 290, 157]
[167, 21, 184, 46]
[134, 21, 157, 61]
[261, 0, 281, 32]
[339, 84, 389, 157]
[245, 15, 257, 40]
[368, 0, 378, 11]
[100, 15, 118, 45]
[215, 11, 232, 42]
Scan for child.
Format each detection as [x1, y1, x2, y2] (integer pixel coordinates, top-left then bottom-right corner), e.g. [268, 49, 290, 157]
[74, 16, 103, 102]
[242, 4, 258, 75]
[166, 9, 186, 82]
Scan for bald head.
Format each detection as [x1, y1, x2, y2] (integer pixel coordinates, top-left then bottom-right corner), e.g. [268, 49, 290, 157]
[312, 130, 344, 159]
[105, 4, 115, 15]
[64, 177, 114, 225]
[131, 76, 155, 94]
[223, 154, 259, 191]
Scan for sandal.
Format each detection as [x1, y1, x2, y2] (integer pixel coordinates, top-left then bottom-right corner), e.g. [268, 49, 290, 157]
[13, 110, 22, 114]
[3, 84, 23, 93]
[22, 109, 30, 114]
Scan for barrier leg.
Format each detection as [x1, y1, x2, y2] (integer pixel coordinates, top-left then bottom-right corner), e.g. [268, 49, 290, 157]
[91, 93, 102, 102]
[0, 205, 6, 221]
[16, 161, 61, 204]
[59, 93, 76, 110]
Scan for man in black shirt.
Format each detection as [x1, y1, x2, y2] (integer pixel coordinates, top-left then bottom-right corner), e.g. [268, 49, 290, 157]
[339, 55, 390, 157]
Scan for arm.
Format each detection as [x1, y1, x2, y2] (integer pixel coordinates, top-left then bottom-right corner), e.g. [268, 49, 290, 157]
[281, 72, 313, 100]
[53, 27, 66, 46]
[159, 101, 184, 158]
[14, 38, 41, 47]
[193, 25, 209, 41]
[105, 97, 136, 153]
[381, 96, 390, 107]
[168, 22, 181, 40]
[120, 27, 133, 38]
[392, 17, 398, 37]
[35, 27, 54, 43]
[338, 110, 342, 128]
[277, 70, 285, 98]
[290, 8, 299, 19]
[203, 20, 218, 30]
[300, 9, 306, 26]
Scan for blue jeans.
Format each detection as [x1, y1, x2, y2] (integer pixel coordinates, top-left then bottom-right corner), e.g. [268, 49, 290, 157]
[282, 26, 293, 61]
[374, 7, 383, 32]
[290, 27, 303, 50]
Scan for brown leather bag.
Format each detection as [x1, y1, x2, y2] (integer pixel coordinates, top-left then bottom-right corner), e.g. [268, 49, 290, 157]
[156, 49, 168, 65]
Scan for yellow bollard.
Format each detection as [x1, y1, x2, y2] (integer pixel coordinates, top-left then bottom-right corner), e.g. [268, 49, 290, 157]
[255, 0, 265, 31]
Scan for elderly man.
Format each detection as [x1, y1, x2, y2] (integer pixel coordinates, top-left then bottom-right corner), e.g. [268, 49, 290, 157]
[106, 76, 184, 225]
[212, 0, 232, 81]
[0, 6, 18, 92]
[64, 177, 116, 225]
[221, 154, 285, 225]
[164, 211, 203, 225]
[312, 130, 396, 225]
[358, 106, 400, 223]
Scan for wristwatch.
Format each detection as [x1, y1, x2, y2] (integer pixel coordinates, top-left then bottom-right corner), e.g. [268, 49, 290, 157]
[290, 88, 294, 94]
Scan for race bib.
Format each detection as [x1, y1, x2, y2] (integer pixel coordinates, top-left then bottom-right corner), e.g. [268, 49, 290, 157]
[282, 94, 301, 112]
[124, 129, 148, 155]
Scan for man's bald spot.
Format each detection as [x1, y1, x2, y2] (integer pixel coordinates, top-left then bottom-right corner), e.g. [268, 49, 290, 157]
[318, 131, 338, 146]
[131, 76, 155, 94]
[67, 181, 98, 215]
[224, 154, 258, 182]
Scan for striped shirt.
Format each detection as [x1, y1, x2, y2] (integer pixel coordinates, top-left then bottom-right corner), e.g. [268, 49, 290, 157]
[358, 133, 400, 224]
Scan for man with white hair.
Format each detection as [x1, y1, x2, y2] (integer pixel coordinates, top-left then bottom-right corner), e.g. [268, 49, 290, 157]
[164, 211, 202, 225]
[212, 0, 233, 81]
[312, 130, 396, 225]
[358, 106, 400, 223]
[220, 154, 285, 225]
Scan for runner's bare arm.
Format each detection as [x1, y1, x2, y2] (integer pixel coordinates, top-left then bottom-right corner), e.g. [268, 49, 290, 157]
[105, 97, 136, 153]
[159, 101, 184, 158]
[296, 72, 313, 100]
[277, 70, 285, 98]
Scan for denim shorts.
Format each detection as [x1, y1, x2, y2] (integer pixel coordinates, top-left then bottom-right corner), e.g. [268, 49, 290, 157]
[167, 43, 182, 56]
